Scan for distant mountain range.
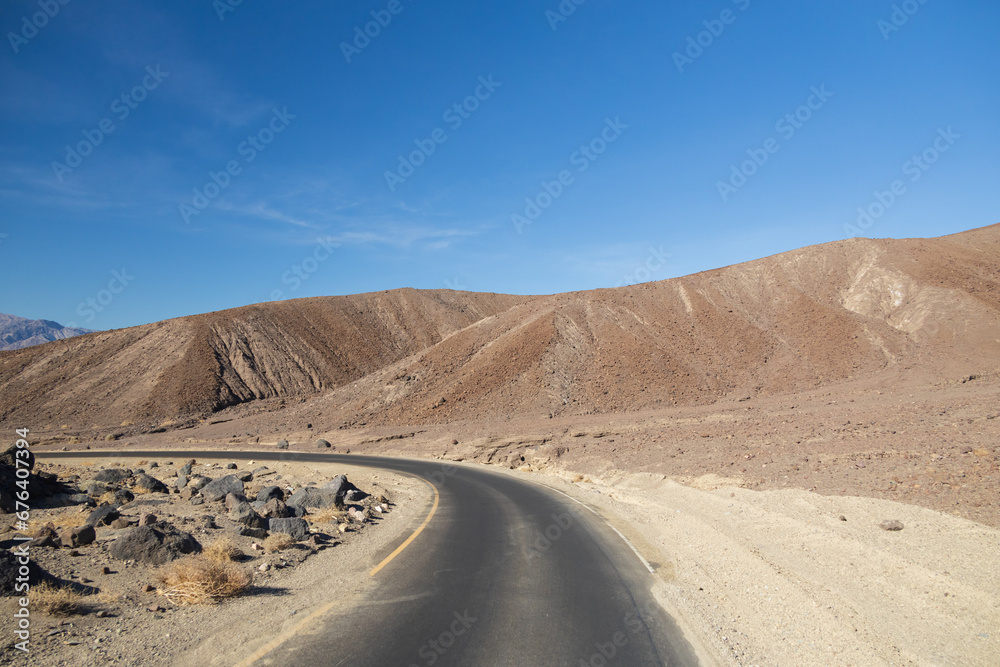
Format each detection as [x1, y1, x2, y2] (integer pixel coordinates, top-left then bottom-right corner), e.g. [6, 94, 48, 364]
[0, 313, 96, 351]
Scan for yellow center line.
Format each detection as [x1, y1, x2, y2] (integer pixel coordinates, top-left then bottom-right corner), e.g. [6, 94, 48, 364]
[369, 480, 439, 576]
[233, 478, 439, 667]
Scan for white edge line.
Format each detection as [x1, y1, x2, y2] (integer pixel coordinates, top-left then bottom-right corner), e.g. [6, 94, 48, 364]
[547, 486, 656, 574]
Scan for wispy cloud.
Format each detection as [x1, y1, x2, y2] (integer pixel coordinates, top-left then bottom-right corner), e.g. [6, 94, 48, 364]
[322, 225, 479, 249]
[215, 201, 317, 228]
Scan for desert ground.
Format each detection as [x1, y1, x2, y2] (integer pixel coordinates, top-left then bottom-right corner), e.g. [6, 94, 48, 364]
[2, 225, 998, 665]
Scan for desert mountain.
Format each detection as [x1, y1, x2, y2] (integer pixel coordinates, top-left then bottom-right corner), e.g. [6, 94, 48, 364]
[0, 290, 528, 430]
[1, 225, 997, 432]
[0, 313, 95, 351]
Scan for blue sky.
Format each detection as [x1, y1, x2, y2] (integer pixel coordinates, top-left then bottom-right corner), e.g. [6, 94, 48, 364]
[1, 0, 998, 330]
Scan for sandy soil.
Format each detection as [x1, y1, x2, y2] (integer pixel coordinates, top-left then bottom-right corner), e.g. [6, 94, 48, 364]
[488, 465, 1000, 666]
[0, 456, 428, 666]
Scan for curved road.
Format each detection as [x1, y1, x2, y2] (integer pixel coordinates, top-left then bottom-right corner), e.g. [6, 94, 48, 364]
[41, 450, 701, 667]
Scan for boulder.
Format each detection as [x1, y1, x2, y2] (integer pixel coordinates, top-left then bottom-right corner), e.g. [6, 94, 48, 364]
[59, 525, 96, 548]
[188, 476, 211, 491]
[86, 506, 121, 527]
[0, 442, 34, 471]
[0, 445, 36, 512]
[261, 498, 292, 519]
[322, 475, 355, 496]
[238, 526, 269, 539]
[236, 471, 253, 483]
[0, 549, 51, 594]
[285, 503, 306, 517]
[286, 486, 340, 510]
[109, 524, 201, 565]
[175, 474, 188, 489]
[201, 475, 244, 502]
[179, 462, 193, 477]
[225, 463, 237, 470]
[110, 517, 132, 529]
[27, 525, 59, 548]
[229, 500, 266, 529]
[94, 468, 132, 484]
[224, 493, 247, 511]
[276, 440, 289, 450]
[84, 482, 114, 497]
[133, 474, 169, 494]
[114, 489, 135, 504]
[344, 489, 368, 503]
[256, 486, 284, 502]
[66, 493, 94, 506]
[267, 517, 309, 541]
[316, 439, 332, 449]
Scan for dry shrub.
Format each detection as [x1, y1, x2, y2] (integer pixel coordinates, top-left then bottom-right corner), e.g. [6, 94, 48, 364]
[31, 583, 88, 617]
[263, 533, 294, 553]
[37, 512, 87, 529]
[97, 491, 117, 506]
[156, 556, 250, 605]
[204, 537, 243, 563]
[307, 507, 345, 525]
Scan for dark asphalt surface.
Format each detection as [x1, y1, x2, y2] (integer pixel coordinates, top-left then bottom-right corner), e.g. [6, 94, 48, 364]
[40, 450, 701, 667]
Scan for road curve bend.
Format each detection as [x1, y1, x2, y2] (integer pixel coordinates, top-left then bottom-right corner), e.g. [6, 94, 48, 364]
[40, 450, 702, 667]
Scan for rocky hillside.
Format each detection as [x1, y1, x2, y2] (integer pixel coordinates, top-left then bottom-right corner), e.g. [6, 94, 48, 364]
[1, 225, 997, 432]
[0, 290, 528, 431]
[284, 224, 1000, 427]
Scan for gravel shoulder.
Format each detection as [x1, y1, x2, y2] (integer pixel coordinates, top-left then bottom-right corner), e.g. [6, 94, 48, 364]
[0, 454, 430, 667]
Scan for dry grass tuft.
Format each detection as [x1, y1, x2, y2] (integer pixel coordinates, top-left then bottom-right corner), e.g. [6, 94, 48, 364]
[31, 583, 88, 617]
[263, 533, 295, 552]
[33, 512, 87, 531]
[307, 507, 345, 525]
[204, 537, 243, 563]
[156, 556, 251, 605]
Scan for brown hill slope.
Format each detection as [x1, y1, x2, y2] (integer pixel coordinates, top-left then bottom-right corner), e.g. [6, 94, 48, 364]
[2, 225, 998, 434]
[0, 289, 529, 430]
[279, 225, 1000, 428]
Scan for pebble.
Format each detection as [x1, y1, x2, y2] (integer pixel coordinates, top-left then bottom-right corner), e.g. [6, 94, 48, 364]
[879, 520, 904, 531]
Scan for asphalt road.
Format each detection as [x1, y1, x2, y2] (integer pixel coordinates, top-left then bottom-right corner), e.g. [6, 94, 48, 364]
[41, 450, 701, 667]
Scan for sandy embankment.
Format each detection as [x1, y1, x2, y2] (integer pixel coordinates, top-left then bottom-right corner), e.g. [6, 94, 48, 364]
[520, 469, 1000, 666]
